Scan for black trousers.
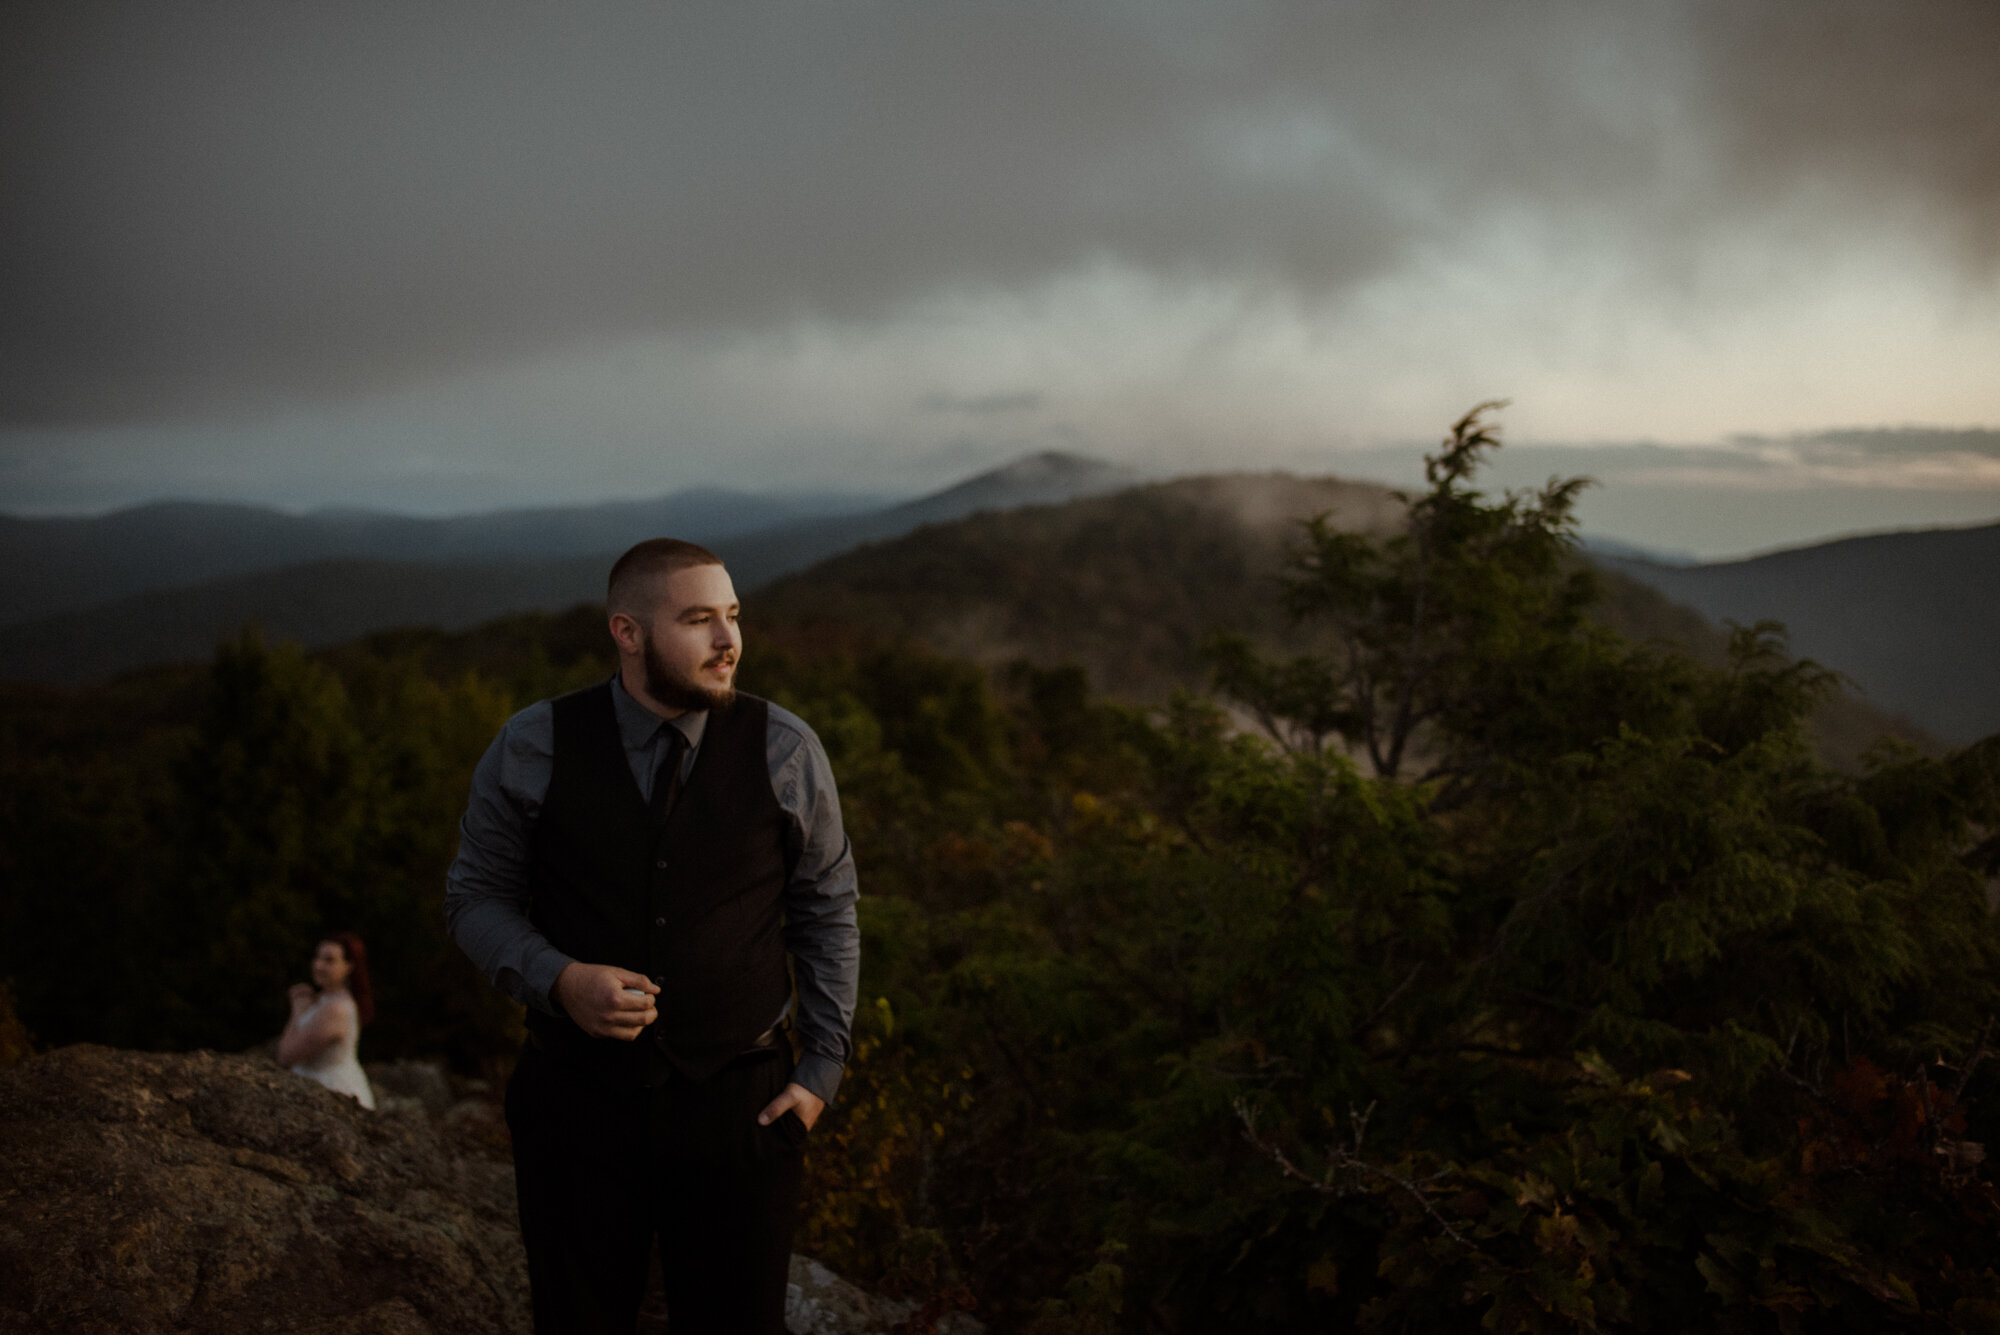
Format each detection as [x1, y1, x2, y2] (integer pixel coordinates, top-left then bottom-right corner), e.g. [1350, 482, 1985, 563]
[505, 1044, 808, 1334]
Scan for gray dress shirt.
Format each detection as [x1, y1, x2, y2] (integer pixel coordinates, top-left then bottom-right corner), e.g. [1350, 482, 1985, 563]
[444, 676, 860, 1103]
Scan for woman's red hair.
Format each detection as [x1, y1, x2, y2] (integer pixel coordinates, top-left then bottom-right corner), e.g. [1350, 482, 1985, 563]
[324, 931, 375, 1025]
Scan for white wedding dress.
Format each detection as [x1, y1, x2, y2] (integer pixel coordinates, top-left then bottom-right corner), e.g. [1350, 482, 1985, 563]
[289, 991, 377, 1110]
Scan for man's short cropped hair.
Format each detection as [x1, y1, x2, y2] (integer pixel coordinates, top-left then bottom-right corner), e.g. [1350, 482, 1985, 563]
[606, 538, 724, 617]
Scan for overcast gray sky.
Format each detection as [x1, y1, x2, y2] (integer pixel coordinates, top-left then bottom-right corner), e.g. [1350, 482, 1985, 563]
[3, 1, 1997, 555]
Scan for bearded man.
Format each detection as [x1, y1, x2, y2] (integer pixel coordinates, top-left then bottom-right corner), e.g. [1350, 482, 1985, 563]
[445, 538, 859, 1334]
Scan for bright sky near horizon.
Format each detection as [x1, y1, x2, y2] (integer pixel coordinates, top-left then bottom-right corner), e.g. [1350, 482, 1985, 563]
[3, 2, 1997, 558]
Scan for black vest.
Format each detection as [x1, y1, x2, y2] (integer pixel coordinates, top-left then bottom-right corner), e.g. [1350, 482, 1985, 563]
[524, 681, 794, 1086]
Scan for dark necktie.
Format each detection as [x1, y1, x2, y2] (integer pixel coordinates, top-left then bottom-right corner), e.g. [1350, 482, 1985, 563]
[649, 726, 689, 822]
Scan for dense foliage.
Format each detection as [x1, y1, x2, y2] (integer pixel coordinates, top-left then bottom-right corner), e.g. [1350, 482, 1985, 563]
[0, 612, 611, 1074]
[4, 411, 1999, 1330]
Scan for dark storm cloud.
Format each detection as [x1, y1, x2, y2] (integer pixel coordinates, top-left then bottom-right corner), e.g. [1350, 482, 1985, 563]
[3, 1, 1996, 424]
[1695, 2, 2000, 268]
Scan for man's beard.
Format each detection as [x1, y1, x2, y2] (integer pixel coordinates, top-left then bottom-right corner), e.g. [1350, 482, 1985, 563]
[642, 630, 737, 712]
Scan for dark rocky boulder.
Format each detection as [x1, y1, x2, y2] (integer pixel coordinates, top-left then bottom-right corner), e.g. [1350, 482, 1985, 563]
[0, 1046, 979, 1335]
[0, 1045, 528, 1335]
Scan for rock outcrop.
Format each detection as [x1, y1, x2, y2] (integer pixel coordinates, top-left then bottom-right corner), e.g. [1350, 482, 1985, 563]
[0, 1046, 978, 1335]
[0, 1045, 528, 1335]
[785, 1256, 981, 1335]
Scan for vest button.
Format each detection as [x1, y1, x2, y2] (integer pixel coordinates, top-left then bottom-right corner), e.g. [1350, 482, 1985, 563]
[654, 917, 665, 927]
[655, 860, 667, 870]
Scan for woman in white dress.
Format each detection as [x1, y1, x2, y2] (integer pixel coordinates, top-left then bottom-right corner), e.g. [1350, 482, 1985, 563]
[277, 931, 377, 1110]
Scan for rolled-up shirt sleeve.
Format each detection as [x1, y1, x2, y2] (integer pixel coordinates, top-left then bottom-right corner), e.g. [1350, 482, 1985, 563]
[769, 705, 861, 1105]
[443, 701, 575, 1015]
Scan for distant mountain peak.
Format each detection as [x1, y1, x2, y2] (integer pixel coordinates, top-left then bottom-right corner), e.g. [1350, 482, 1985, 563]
[916, 451, 1142, 510]
[976, 450, 1133, 484]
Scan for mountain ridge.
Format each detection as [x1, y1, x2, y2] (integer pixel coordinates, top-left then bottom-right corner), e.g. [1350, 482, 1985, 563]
[1601, 520, 2000, 743]
[0, 487, 881, 626]
[746, 473, 1934, 765]
[1, 463, 1980, 757]
[0, 451, 1143, 629]
[0, 452, 1142, 680]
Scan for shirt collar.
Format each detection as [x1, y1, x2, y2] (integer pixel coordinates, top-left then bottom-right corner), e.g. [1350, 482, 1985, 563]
[609, 673, 708, 752]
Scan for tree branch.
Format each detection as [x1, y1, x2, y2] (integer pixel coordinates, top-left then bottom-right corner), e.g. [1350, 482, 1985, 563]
[1232, 1098, 1482, 1252]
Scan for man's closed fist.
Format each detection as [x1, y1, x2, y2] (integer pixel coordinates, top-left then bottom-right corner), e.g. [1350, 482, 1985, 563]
[553, 962, 659, 1040]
